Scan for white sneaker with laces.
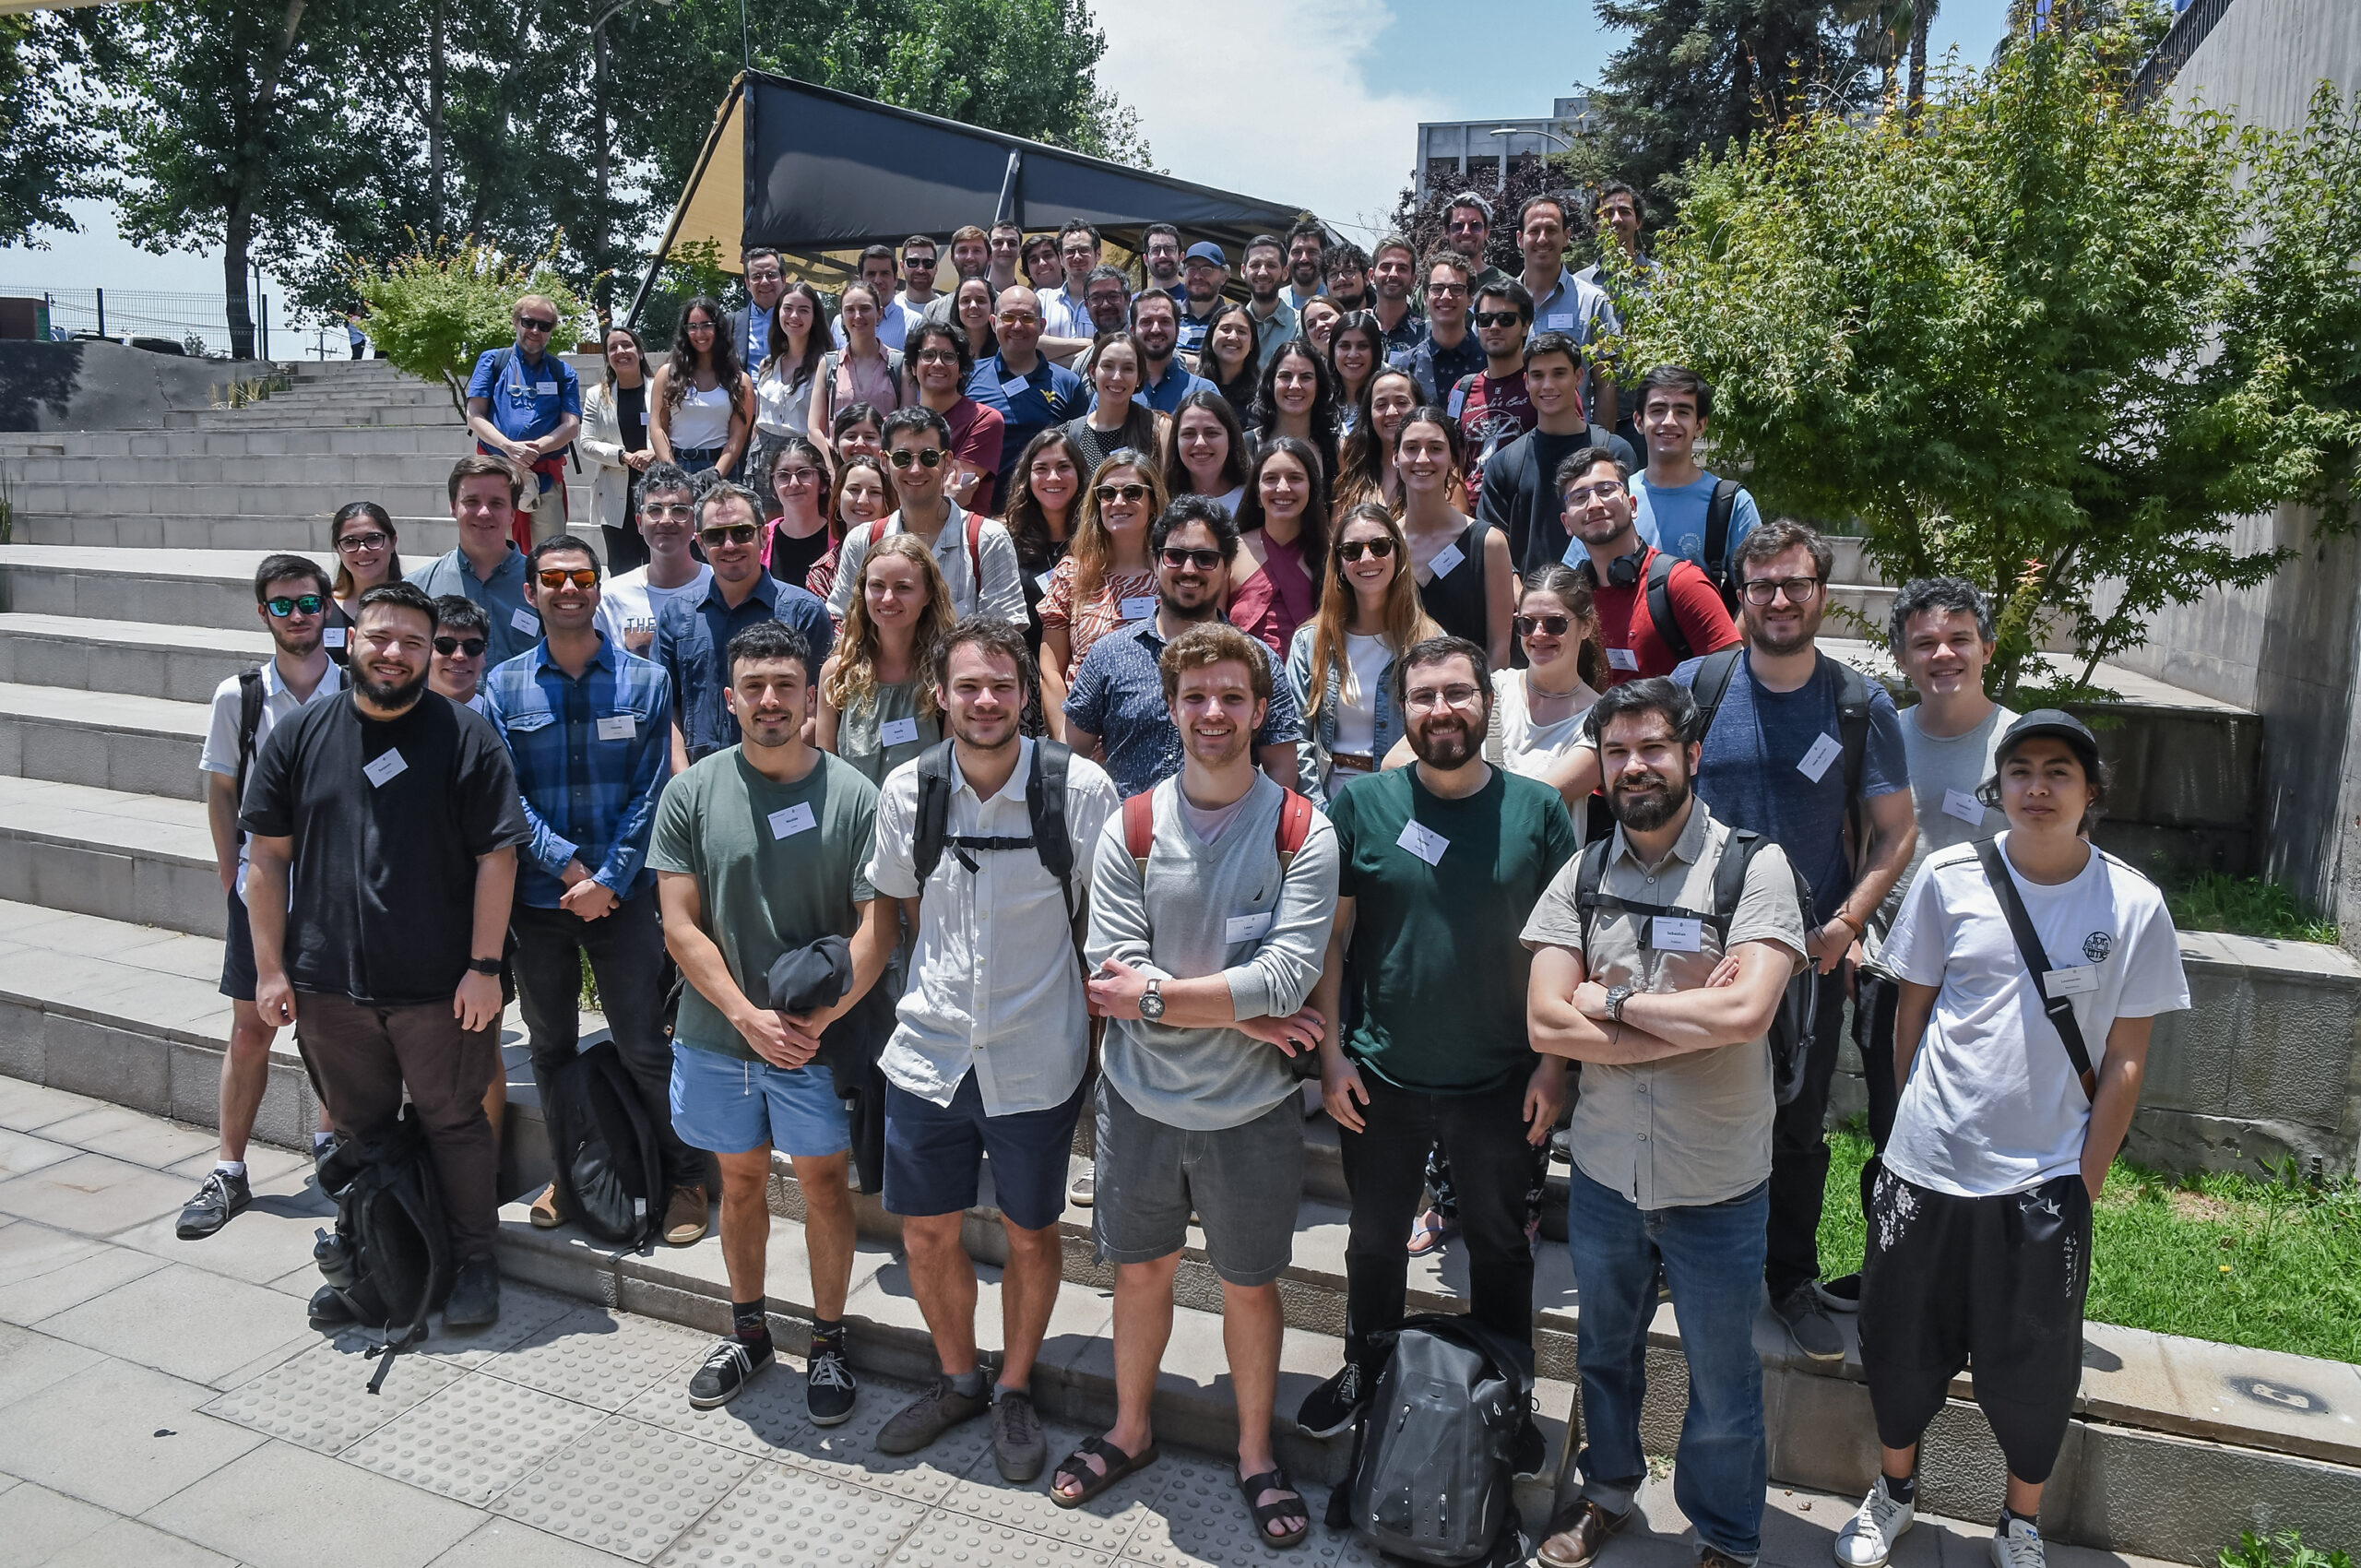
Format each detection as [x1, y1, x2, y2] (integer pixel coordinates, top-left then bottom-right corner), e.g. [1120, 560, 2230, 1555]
[1833, 1475, 1915, 1568]
[1989, 1515, 2047, 1568]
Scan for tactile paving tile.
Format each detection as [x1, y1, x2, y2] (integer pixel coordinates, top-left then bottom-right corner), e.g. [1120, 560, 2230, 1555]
[885, 1509, 1114, 1568]
[493, 1413, 757, 1562]
[655, 1463, 926, 1568]
[767, 1368, 994, 1506]
[1122, 1455, 1347, 1568]
[937, 1419, 1163, 1557]
[329, 1278, 581, 1371]
[340, 1372, 603, 1504]
[202, 1339, 462, 1455]
[620, 1345, 814, 1460]
[481, 1304, 706, 1411]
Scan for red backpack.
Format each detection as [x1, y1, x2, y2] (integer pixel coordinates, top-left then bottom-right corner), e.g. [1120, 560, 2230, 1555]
[1121, 786, 1316, 877]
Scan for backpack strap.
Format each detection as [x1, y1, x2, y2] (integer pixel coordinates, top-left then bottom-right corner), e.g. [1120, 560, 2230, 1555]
[1833, 657, 1872, 811]
[1275, 788, 1315, 872]
[1126, 785, 1314, 881]
[1689, 645, 1744, 742]
[1122, 790, 1156, 882]
[1643, 551, 1694, 667]
[910, 741, 957, 882]
[233, 666, 266, 805]
[1975, 838, 2099, 1101]
[1703, 478, 1741, 594]
[1570, 834, 1615, 957]
[1026, 741, 1088, 980]
[966, 506, 985, 589]
[1712, 827, 1765, 929]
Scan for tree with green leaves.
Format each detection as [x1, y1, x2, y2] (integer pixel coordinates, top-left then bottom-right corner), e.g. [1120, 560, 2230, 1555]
[1606, 30, 2360, 699]
[349, 235, 587, 411]
[0, 11, 110, 251]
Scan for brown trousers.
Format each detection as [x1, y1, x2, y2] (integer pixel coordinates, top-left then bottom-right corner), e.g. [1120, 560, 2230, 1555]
[295, 992, 501, 1260]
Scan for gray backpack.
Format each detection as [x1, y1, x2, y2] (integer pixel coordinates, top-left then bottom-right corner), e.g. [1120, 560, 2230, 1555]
[1331, 1314, 1531, 1566]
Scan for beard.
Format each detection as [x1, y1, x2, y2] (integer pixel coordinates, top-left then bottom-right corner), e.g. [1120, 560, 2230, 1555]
[271, 621, 324, 659]
[1744, 604, 1824, 657]
[354, 664, 430, 709]
[1610, 769, 1691, 832]
[1408, 713, 1480, 769]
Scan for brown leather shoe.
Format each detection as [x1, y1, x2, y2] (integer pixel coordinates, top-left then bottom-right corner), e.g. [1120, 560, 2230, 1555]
[1699, 1549, 1750, 1568]
[1537, 1499, 1631, 1568]
[663, 1184, 709, 1246]
[528, 1182, 562, 1229]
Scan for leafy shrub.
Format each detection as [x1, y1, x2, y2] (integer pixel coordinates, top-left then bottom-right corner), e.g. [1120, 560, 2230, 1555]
[349, 233, 588, 413]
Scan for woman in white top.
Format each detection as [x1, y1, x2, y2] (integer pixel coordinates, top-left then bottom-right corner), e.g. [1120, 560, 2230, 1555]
[747, 281, 826, 512]
[577, 325, 656, 571]
[1840, 710, 2188, 1568]
[648, 295, 753, 480]
[1286, 502, 1439, 809]
[810, 280, 905, 446]
[1160, 387, 1250, 519]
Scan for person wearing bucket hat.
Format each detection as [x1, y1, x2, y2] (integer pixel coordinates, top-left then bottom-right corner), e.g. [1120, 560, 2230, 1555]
[1838, 703, 2189, 1568]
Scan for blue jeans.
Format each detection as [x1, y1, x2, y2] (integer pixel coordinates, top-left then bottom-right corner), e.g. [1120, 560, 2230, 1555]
[1565, 1165, 1769, 1564]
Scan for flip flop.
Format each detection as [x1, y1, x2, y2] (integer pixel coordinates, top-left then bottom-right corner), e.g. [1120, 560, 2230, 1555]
[1237, 1464, 1311, 1549]
[1050, 1432, 1159, 1509]
[1406, 1211, 1458, 1257]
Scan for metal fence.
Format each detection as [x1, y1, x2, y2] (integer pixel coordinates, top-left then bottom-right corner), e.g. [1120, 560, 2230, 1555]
[0, 284, 305, 359]
[2130, 0, 2237, 106]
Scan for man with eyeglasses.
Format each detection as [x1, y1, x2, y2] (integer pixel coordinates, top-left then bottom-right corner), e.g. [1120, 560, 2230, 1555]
[414, 454, 543, 668]
[825, 405, 1025, 625]
[1297, 635, 1574, 1462]
[482, 536, 706, 1249]
[965, 286, 1085, 499]
[730, 249, 789, 374]
[1118, 290, 1215, 421]
[1452, 279, 1541, 483]
[1064, 498, 1303, 798]
[1175, 242, 1230, 363]
[1282, 217, 1328, 315]
[922, 225, 996, 325]
[1050, 265, 1135, 373]
[1553, 446, 1738, 679]
[595, 462, 712, 657]
[1438, 190, 1513, 302]
[464, 293, 581, 547]
[1667, 519, 1915, 1368]
[1514, 195, 1620, 432]
[1139, 222, 1186, 297]
[652, 481, 836, 768]
[177, 554, 347, 1241]
[1486, 335, 1638, 574]
[1323, 242, 1371, 313]
[1040, 220, 1103, 342]
[429, 597, 492, 713]
[1367, 235, 1427, 359]
[1391, 250, 1486, 408]
[1240, 234, 1299, 372]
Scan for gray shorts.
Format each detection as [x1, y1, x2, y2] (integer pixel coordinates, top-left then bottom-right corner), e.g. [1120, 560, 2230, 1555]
[1091, 1076, 1304, 1286]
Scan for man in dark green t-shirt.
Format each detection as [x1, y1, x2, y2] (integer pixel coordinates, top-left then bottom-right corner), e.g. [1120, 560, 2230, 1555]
[1298, 636, 1578, 1447]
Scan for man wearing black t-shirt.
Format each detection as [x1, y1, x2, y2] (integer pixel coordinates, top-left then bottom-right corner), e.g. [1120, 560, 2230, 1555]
[243, 581, 531, 1330]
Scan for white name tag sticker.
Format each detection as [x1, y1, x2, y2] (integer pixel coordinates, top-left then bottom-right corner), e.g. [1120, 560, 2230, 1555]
[1118, 595, 1157, 622]
[322, 626, 346, 647]
[362, 749, 408, 788]
[596, 714, 635, 741]
[2044, 964, 2100, 999]
[1940, 787, 1985, 826]
[1036, 570, 1055, 594]
[998, 375, 1031, 399]
[510, 607, 540, 636]
[1446, 386, 1467, 417]
[1652, 916, 1704, 953]
[767, 802, 817, 839]
[1547, 312, 1575, 331]
[1226, 911, 1274, 944]
[535, 380, 559, 396]
[1395, 820, 1450, 866]
[1428, 541, 1466, 578]
[878, 716, 921, 746]
[1607, 646, 1640, 671]
[1797, 731, 1843, 783]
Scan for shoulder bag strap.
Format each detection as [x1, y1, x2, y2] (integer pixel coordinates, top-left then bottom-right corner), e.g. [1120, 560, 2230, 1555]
[1975, 838, 2099, 1101]
[1689, 645, 1744, 742]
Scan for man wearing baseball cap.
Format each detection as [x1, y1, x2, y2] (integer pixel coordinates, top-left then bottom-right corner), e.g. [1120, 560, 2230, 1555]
[1176, 242, 1229, 363]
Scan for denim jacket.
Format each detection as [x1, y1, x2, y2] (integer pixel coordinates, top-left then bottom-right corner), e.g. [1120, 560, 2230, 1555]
[1285, 622, 1403, 811]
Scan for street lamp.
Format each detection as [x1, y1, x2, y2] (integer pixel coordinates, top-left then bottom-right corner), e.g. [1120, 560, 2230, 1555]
[1490, 125, 1576, 151]
[591, 0, 676, 310]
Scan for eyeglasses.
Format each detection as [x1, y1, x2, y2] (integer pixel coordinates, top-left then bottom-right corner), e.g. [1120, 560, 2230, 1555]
[912, 349, 960, 364]
[774, 466, 823, 486]
[642, 503, 695, 522]
[1741, 576, 1824, 605]
[1471, 311, 1522, 328]
[1514, 613, 1574, 637]
[698, 524, 761, 547]
[1160, 547, 1224, 570]
[887, 447, 946, 469]
[516, 316, 557, 332]
[1095, 483, 1150, 504]
[1335, 538, 1396, 563]
[535, 567, 599, 589]
[684, 319, 717, 334]
[1426, 282, 1469, 299]
[433, 636, 488, 658]
[998, 312, 1040, 327]
[1564, 481, 1624, 505]
[335, 531, 391, 552]
[1405, 684, 1484, 710]
[265, 594, 325, 617]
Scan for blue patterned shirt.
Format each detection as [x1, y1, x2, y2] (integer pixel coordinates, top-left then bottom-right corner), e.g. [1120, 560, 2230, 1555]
[1062, 619, 1303, 798]
[481, 636, 674, 908]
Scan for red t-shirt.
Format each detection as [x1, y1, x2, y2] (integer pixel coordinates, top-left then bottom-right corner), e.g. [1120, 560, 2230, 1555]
[1586, 545, 1741, 683]
[945, 397, 1007, 515]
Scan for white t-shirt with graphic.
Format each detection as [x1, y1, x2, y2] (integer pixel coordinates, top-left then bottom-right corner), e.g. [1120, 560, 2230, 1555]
[596, 564, 712, 656]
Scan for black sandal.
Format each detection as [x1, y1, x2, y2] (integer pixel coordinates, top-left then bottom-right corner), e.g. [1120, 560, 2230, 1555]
[1237, 1464, 1310, 1548]
[1050, 1432, 1159, 1509]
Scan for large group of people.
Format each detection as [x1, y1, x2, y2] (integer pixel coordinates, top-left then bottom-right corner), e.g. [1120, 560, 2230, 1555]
[182, 191, 2190, 1568]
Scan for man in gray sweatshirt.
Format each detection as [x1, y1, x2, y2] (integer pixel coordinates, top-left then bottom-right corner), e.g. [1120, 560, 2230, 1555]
[1049, 621, 1338, 1549]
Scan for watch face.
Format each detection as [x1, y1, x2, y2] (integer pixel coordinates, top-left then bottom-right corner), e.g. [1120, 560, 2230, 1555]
[1138, 988, 1164, 1020]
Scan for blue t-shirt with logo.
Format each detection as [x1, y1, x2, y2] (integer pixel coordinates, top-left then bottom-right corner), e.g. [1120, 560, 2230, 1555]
[1633, 471, 1761, 581]
[466, 346, 581, 445]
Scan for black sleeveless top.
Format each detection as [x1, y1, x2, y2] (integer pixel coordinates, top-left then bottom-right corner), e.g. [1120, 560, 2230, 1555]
[1416, 517, 1490, 648]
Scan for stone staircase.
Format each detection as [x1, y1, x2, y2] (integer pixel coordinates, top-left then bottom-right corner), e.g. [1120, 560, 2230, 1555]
[2, 360, 2355, 1562]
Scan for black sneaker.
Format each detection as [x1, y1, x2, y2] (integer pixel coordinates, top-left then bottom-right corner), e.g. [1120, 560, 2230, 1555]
[1296, 1356, 1376, 1438]
[307, 1284, 357, 1331]
[175, 1168, 251, 1241]
[443, 1255, 501, 1331]
[1816, 1272, 1864, 1313]
[806, 1338, 858, 1426]
[689, 1335, 774, 1409]
[1773, 1282, 1845, 1362]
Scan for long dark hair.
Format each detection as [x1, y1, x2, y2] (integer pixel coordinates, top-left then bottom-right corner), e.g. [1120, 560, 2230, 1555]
[1247, 338, 1338, 481]
[1081, 331, 1161, 453]
[1235, 435, 1330, 607]
[1003, 426, 1087, 572]
[1327, 310, 1384, 408]
[1160, 388, 1251, 501]
[1335, 366, 1420, 511]
[329, 501, 402, 599]
[761, 281, 827, 392]
[1518, 563, 1609, 692]
[599, 324, 647, 394]
[664, 294, 741, 412]
[1198, 300, 1260, 407]
[954, 275, 1000, 358]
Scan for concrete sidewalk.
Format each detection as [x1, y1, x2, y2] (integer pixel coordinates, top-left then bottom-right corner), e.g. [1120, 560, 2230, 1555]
[0, 1075, 2184, 1568]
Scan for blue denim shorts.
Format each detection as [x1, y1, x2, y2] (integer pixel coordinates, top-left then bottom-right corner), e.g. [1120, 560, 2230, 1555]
[669, 1042, 849, 1159]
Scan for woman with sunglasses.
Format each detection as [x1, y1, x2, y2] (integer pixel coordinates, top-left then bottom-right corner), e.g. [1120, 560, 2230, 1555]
[747, 281, 828, 513]
[649, 295, 754, 480]
[1246, 339, 1339, 484]
[1038, 452, 1168, 732]
[325, 501, 404, 666]
[811, 281, 905, 447]
[1196, 300, 1263, 423]
[906, 318, 1004, 513]
[1002, 428, 1086, 657]
[1061, 330, 1163, 478]
[762, 434, 836, 591]
[1286, 503, 1438, 807]
[1396, 407, 1513, 670]
[580, 326, 656, 572]
[1333, 368, 1420, 514]
[1160, 389, 1250, 518]
[805, 453, 896, 602]
[816, 533, 954, 786]
[1229, 436, 1327, 659]
[954, 275, 1001, 361]
[1327, 312, 1383, 436]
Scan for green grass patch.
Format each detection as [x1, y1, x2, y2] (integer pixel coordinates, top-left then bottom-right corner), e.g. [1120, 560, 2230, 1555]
[2158, 871, 2338, 944]
[1818, 1124, 2361, 1364]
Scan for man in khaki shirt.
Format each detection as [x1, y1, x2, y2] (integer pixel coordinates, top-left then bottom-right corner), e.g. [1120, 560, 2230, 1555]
[1523, 677, 1807, 1568]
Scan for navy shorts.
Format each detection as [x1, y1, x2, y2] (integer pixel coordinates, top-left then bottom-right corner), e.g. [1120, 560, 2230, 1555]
[883, 1072, 1085, 1232]
[220, 887, 257, 1003]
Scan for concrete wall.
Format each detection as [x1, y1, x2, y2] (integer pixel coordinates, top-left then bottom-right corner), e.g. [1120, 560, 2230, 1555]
[0, 340, 285, 434]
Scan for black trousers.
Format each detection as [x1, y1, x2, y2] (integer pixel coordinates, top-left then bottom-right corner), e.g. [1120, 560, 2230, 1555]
[1765, 960, 1850, 1299]
[1852, 969, 1904, 1220]
[511, 891, 702, 1190]
[1337, 1073, 1535, 1363]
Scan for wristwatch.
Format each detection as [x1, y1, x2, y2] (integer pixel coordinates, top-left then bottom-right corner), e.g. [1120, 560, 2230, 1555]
[1138, 978, 1167, 1022]
[466, 956, 503, 977]
[1603, 983, 1635, 1023]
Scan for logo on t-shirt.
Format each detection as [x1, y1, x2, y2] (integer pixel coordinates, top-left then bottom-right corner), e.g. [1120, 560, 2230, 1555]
[2082, 931, 2113, 963]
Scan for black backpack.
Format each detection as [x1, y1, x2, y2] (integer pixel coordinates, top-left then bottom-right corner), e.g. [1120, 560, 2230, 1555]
[312, 1108, 452, 1388]
[1571, 826, 1821, 1105]
[233, 666, 266, 804]
[1329, 1314, 1533, 1567]
[541, 1039, 665, 1248]
[911, 738, 1088, 979]
[1698, 477, 1742, 609]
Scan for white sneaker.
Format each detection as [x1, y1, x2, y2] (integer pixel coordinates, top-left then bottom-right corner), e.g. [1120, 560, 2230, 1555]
[1989, 1515, 2047, 1568]
[1833, 1476, 1915, 1568]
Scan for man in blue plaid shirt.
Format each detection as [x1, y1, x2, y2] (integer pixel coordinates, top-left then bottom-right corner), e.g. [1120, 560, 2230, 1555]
[481, 535, 708, 1245]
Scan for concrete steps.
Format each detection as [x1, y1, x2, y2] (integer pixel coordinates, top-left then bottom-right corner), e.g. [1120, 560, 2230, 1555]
[0, 680, 209, 798]
[0, 612, 269, 701]
[6, 478, 459, 518]
[0, 546, 426, 630]
[0, 778, 220, 936]
[0, 426, 472, 457]
[6, 450, 480, 487]
[16, 509, 469, 557]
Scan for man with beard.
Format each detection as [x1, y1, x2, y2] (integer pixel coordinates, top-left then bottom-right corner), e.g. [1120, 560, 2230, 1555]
[242, 581, 530, 1329]
[1367, 236, 1426, 359]
[1240, 234, 1299, 372]
[1282, 217, 1328, 315]
[1176, 242, 1230, 362]
[1522, 676, 1809, 1568]
[1295, 636, 1576, 1453]
[864, 617, 1118, 1482]
[1323, 241, 1371, 312]
[1554, 447, 1738, 676]
[923, 225, 995, 325]
[1122, 289, 1216, 421]
[1670, 519, 1915, 1365]
[178, 554, 347, 1240]
[1138, 222, 1186, 297]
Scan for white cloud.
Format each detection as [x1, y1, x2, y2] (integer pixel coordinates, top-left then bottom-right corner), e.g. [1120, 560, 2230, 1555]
[1093, 0, 1449, 241]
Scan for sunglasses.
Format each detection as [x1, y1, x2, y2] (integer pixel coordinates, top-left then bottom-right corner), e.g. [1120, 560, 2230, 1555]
[1513, 613, 1574, 637]
[1446, 220, 1487, 233]
[1160, 547, 1224, 570]
[698, 524, 761, 547]
[433, 636, 489, 658]
[335, 531, 391, 552]
[265, 594, 325, 617]
[516, 316, 557, 332]
[1335, 538, 1396, 564]
[1095, 483, 1150, 504]
[1471, 311, 1523, 328]
[904, 255, 937, 268]
[887, 447, 946, 469]
[536, 568, 599, 589]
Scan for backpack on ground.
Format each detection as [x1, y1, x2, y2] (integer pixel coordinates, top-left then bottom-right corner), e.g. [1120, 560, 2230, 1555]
[541, 1039, 665, 1248]
[312, 1107, 452, 1386]
[1328, 1313, 1533, 1567]
[1571, 826, 1821, 1104]
[913, 738, 1090, 978]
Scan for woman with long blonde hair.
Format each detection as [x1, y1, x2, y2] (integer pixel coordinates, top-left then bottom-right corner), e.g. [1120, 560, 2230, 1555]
[1286, 501, 1439, 807]
[1038, 449, 1169, 731]
[815, 532, 954, 785]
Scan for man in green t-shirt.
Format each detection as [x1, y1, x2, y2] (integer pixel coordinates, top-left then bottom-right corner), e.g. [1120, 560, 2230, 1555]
[649, 619, 896, 1423]
[1299, 635, 1578, 1451]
